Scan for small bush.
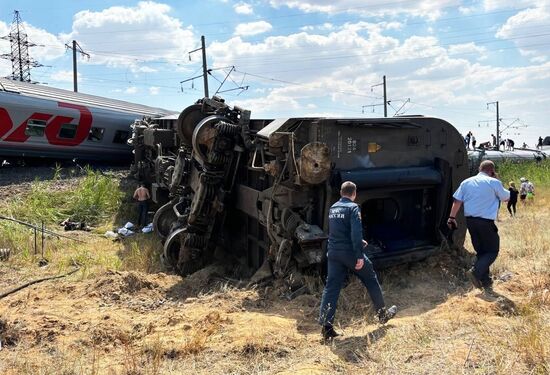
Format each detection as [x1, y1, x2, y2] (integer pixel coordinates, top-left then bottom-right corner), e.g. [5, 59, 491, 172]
[65, 167, 122, 225]
[2, 167, 122, 226]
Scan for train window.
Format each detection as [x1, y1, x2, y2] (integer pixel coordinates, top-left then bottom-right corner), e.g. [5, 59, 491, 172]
[113, 130, 129, 144]
[88, 127, 105, 142]
[25, 120, 47, 136]
[59, 123, 78, 139]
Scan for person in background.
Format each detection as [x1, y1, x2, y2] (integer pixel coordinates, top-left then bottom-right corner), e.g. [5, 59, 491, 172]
[465, 132, 471, 150]
[133, 183, 150, 228]
[491, 134, 496, 147]
[507, 181, 518, 217]
[447, 160, 509, 290]
[525, 178, 535, 204]
[537, 136, 543, 150]
[471, 135, 476, 149]
[519, 177, 528, 206]
[319, 181, 397, 340]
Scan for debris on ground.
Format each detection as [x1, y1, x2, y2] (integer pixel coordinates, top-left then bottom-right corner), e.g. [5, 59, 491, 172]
[141, 223, 153, 233]
[104, 230, 118, 239]
[60, 219, 91, 231]
[0, 248, 10, 261]
[117, 222, 135, 236]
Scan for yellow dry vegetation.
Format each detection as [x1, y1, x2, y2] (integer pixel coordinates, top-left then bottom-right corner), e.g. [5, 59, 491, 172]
[0, 187, 548, 374]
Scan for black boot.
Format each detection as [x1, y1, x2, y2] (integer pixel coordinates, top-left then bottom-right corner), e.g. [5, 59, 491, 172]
[466, 268, 483, 289]
[377, 305, 397, 324]
[321, 325, 340, 341]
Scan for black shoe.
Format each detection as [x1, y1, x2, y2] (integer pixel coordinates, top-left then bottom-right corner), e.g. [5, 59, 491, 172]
[479, 286, 498, 301]
[377, 305, 397, 324]
[467, 268, 483, 289]
[321, 325, 340, 340]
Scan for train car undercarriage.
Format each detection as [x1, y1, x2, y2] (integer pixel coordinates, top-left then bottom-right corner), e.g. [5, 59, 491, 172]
[130, 97, 468, 280]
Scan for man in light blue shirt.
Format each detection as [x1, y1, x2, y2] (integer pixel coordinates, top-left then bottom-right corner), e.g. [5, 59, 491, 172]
[447, 160, 509, 289]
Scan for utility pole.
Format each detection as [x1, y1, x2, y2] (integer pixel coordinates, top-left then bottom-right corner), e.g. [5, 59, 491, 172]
[187, 35, 209, 98]
[201, 36, 209, 98]
[366, 75, 388, 117]
[383, 75, 387, 117]
[487, 101, 500, 147]
[64, 40, 89, 92]
[1, 10, 43, 83]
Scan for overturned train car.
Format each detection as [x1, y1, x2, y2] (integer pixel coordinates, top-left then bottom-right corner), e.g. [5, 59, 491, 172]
[130, 97, 469, 277]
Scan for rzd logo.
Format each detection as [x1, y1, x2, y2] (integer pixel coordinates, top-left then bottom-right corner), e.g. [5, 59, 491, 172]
[0, 101, 92, 146]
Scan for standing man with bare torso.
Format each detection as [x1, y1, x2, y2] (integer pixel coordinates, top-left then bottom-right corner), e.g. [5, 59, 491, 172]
[133, 183, 150, 228]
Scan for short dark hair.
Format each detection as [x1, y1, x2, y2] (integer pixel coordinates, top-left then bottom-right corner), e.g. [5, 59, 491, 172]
[479, 160, 495, 173]
[340, 181, 356, 197]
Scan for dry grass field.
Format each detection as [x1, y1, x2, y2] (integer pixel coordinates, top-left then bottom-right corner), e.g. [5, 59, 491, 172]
[0, 166, 548, 374]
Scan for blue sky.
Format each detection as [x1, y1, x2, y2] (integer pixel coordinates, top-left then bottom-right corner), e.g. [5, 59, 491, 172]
[1, 0, 549, 146]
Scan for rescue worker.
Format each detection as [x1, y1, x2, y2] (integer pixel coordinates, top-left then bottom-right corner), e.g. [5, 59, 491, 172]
[133, 183, 150, 227]
[319, 181, 397, 340]
[447, 160, 509, 290]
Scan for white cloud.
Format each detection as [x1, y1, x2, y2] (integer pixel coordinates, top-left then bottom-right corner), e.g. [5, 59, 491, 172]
[211, 22, 399, 79]
[149, 86, 160, 95]
[268, 0, 462, 20]
[458, 6, 476, 15]
[23, 23, 66, 61]
[300, 23, 335, 31]
[207, 18, 550, 146]
[125, 86, 138, 94]
[496, 6, 550, 61]
[0, 20, 64, 77]
[50, 70, 81, 82]
[234, 21, 273, 36]
[60, 1, 196, 71]
[448, 42, 487, 58]
[234, 2, 254, 14]
[0, 22, 11, 76]
[483, 0, 547, 11]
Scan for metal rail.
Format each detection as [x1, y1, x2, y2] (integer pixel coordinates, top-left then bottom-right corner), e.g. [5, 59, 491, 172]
[0, 215, 86, 243]
[0, 215, 86, 258]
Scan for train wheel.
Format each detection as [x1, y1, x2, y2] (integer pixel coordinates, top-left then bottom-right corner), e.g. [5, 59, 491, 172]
[162, 227, 185, 269]
[176, 104, 206, 146]
[153, 200, 178, 241]
[177, 233, 209, 276]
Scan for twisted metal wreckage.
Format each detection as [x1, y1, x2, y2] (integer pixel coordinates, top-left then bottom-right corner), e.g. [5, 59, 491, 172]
[130, 96, 469, 281]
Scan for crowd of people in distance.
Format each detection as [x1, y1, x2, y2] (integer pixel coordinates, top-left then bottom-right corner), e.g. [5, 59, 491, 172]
[466, 133, 546, 151]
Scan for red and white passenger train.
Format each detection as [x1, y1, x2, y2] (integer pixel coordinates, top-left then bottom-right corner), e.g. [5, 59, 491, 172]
[0, 78, 176, 163]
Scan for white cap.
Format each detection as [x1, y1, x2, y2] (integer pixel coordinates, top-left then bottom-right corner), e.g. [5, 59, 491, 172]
[520, 177, 526, 182]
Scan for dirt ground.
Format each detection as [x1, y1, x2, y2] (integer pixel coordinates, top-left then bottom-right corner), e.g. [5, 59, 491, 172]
[0, 170, 548, 374]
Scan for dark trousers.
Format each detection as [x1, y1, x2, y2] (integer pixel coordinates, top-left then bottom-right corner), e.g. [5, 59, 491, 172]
[507, 200, 517, 216]
[319, 251, 385, 327]
[466, 217, 500, 286]
[137, 201, 148, 227]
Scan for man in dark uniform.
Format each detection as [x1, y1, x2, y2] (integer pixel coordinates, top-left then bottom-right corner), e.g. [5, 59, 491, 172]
[319, 181, 397, 340]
